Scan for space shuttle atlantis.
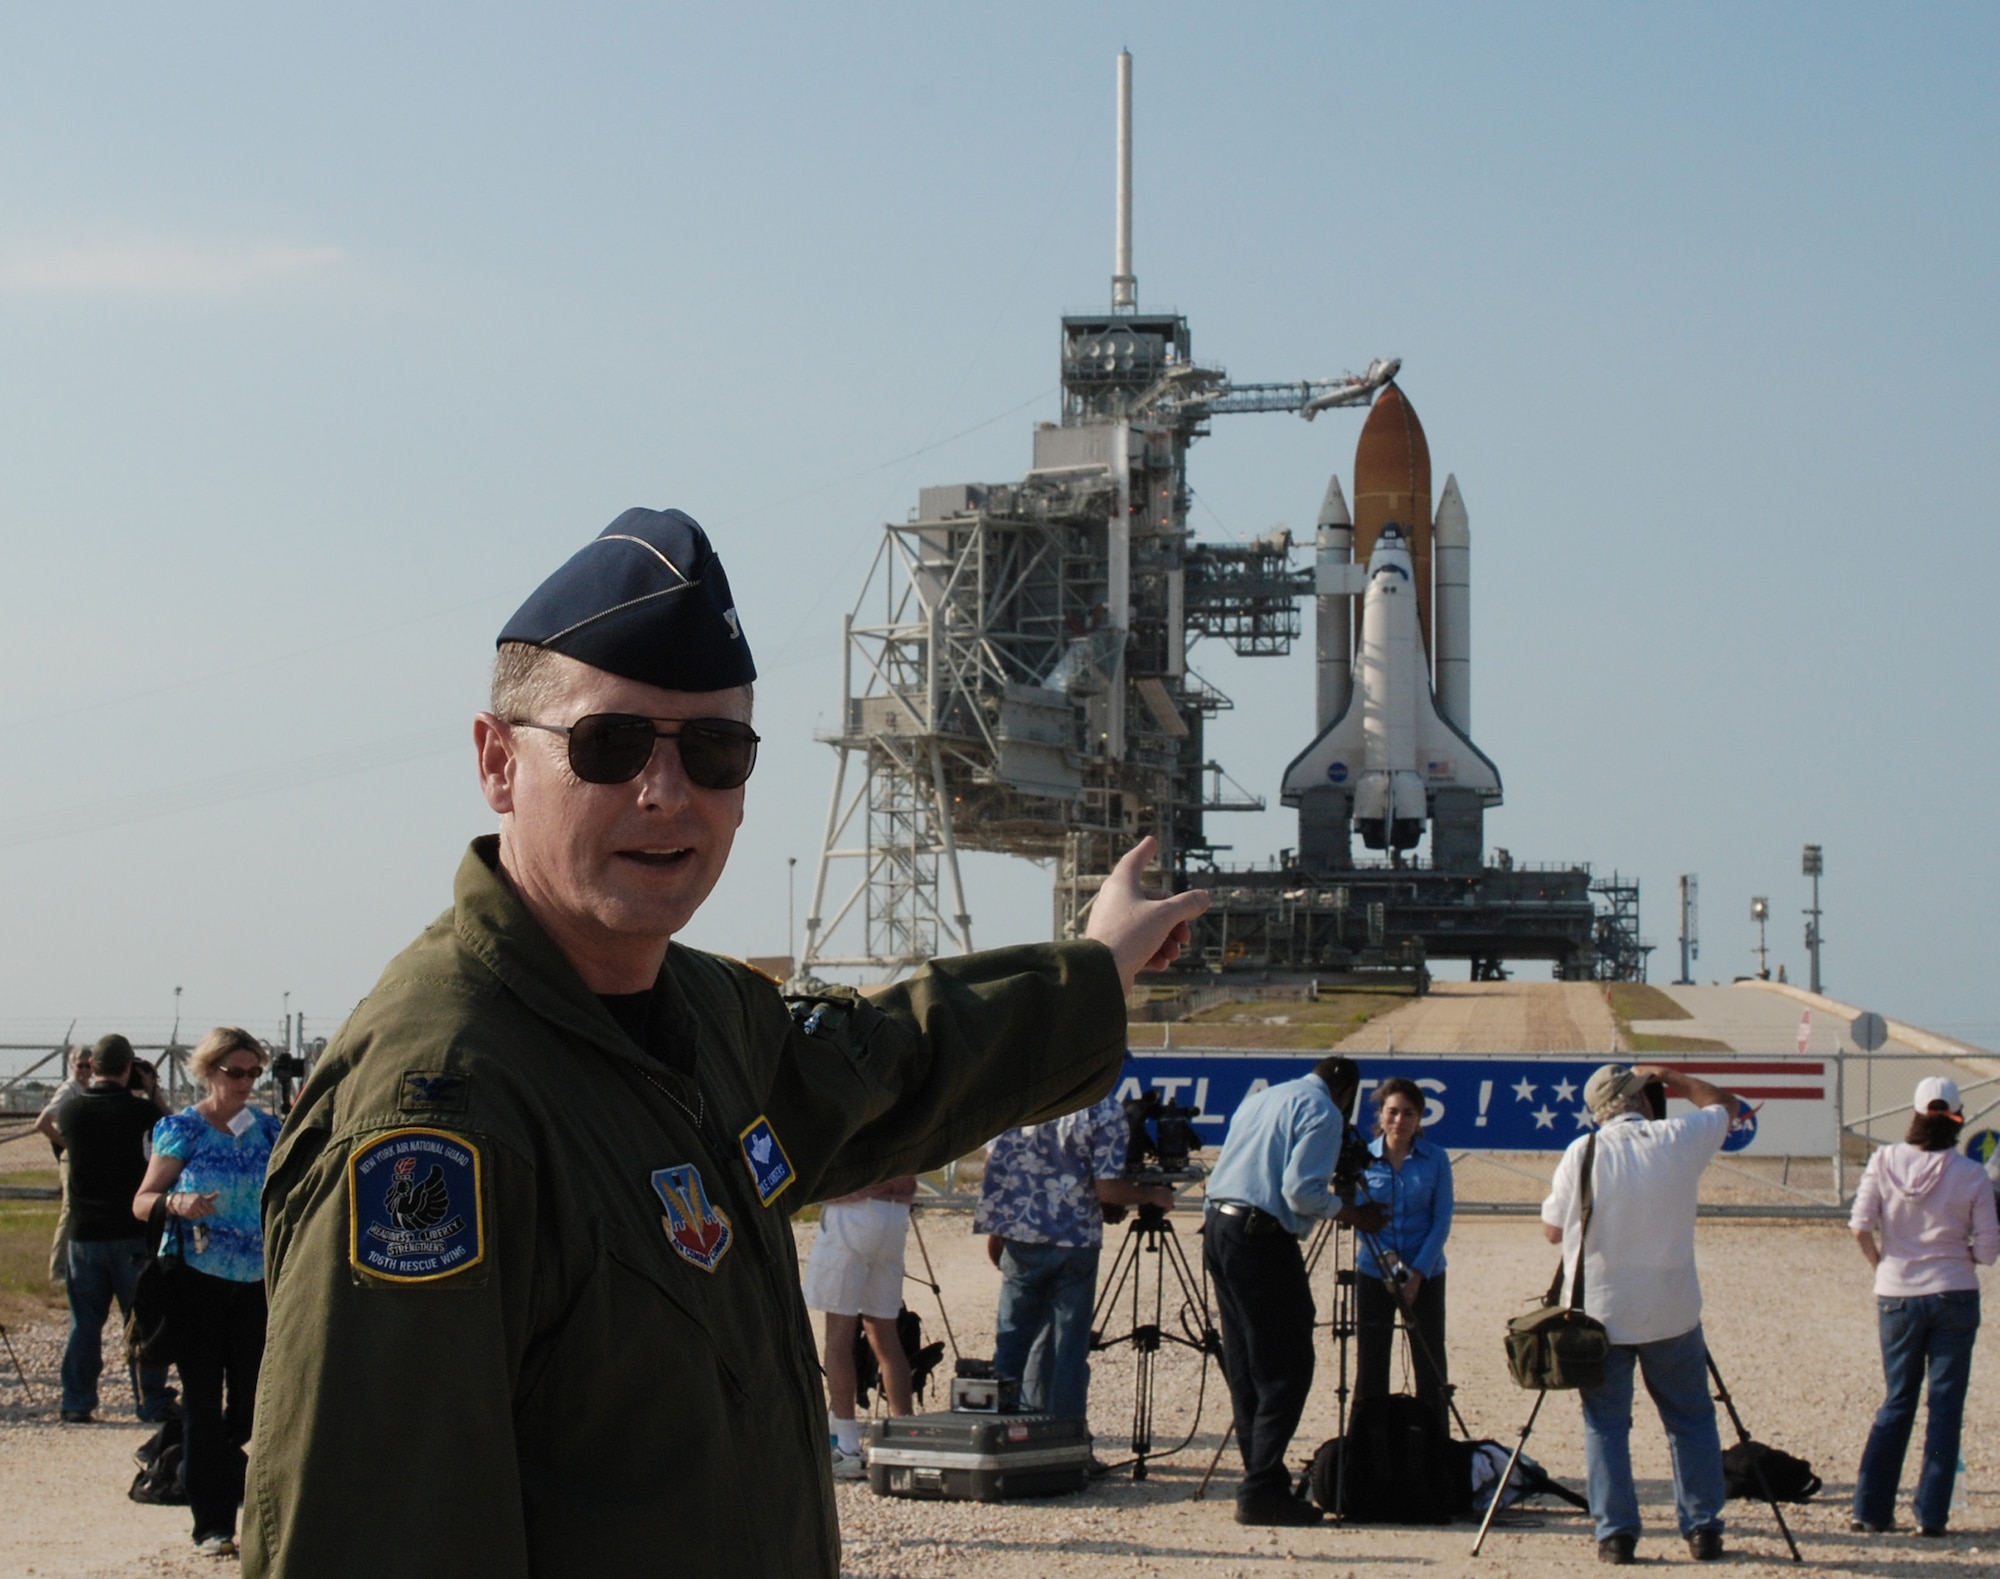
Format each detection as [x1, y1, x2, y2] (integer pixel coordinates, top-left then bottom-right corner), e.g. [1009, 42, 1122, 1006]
[1282, 387, 1501, 873]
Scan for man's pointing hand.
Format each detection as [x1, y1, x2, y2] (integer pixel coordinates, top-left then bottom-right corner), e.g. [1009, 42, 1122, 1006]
[1083, 837, 1212, 995]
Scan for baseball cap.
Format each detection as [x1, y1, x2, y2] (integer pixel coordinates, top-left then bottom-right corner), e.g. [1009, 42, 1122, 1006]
[1913, 1075, 1963, 1117]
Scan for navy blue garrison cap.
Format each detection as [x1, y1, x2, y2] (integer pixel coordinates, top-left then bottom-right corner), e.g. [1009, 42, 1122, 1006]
[497, 508, 757, 692]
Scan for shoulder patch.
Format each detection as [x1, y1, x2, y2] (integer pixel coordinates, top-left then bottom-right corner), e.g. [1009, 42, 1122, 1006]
[738, 1114, 795, 1206]
[349, 1128, 485, 1283]
[398, 1071, 470, 1113]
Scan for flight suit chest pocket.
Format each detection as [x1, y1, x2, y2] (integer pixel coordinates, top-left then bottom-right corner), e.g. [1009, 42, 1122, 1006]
[519, 1225, 752, 1422]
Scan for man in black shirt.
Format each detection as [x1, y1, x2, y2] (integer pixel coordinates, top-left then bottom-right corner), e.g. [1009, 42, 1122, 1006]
[37, 1033, 177, 1423]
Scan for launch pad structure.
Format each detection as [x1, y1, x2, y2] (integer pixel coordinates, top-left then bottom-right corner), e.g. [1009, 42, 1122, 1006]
[801, 52, 1647, 990]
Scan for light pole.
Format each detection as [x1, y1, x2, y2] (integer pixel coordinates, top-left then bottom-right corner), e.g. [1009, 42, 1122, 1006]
[1802, 844, 1824, 995]
[169, 986, 184, 1106]
[787, 857, 798, 979]
[1750, 897, 1769, 980]
[1675, 874, 1699, 985]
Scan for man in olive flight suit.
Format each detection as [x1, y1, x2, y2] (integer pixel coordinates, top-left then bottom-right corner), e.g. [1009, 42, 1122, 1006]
[244, 507, 1207, 1578]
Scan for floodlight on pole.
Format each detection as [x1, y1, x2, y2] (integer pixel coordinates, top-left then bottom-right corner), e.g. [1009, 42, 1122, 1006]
[1675, 874, 1699, 985]
[1801, 845, 1824, 994]
[1750, 897, 1770, 980]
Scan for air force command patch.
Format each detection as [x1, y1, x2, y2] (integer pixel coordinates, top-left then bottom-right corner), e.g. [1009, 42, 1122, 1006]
[738, 1114, 795, 1206]
[349, 1128, 485, 1283]
[652, 1164, 734, 1272]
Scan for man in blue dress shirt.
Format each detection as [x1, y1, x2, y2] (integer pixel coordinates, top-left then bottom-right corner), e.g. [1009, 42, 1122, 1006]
[1202, 1055, 1385, 1525]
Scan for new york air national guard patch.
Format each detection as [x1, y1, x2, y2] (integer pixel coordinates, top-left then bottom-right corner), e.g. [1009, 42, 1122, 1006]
[652, 1164, 733, 1273]
[349, 1128, 485, 1284]
[739, 1114, 795, 1206]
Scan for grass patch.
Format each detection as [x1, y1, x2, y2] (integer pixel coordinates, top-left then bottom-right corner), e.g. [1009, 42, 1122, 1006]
[1607, 984, 1692, 1022]
[1604, 983, 1732, 1053]
[1627, 1030, 1734, 1054]
[0, 1199, 64, 1326]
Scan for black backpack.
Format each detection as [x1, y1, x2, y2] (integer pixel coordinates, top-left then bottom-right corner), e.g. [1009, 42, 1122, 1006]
[852, 1305, 947, 1411]
[128, 1416, 188, 1506]
[1723, 1441, 1821, 1502]
[1308, 1395, 1470, 1524]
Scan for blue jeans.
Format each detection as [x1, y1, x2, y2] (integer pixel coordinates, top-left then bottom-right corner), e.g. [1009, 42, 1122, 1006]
[1578, 1325, 1725, 1543]
[62, 1238, 176, 1419]
[1853, 1289, 1980, 1532]
[991, 1241, 1099, 1421]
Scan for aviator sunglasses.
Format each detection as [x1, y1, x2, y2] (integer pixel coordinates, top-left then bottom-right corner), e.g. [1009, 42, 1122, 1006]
[511, 713, 761, 790]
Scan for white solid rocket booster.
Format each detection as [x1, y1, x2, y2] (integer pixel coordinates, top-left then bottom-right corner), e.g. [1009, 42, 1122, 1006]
[1314, 475, 1353, 731]
[1432, 473, 1470, 736]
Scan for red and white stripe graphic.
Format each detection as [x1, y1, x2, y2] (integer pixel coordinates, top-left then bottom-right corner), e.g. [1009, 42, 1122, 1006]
[1659, 1058, 1835, 1154]
[1665, 1060, 1826, 1103]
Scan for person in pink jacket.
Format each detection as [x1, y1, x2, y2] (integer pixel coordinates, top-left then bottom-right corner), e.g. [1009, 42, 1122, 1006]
[1849, 1076, 2000, 1536]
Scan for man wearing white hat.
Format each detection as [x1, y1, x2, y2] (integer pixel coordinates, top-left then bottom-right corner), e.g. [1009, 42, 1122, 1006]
[1541, 1062, 1741, 1566]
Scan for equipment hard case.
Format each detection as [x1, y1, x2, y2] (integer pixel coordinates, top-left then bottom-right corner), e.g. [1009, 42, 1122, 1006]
[866, 1412, 1093, 1502]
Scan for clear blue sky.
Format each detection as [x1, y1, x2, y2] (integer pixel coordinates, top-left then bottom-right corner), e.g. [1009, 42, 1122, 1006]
[2, 4, 1995, 1053]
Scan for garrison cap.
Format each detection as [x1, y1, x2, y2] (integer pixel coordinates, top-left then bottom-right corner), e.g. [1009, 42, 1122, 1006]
[497, 508, 757, 693]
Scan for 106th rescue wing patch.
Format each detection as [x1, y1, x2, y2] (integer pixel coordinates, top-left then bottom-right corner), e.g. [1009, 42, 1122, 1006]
[651, 1164, 733, 1272]
[349, 1129, 485, 1283]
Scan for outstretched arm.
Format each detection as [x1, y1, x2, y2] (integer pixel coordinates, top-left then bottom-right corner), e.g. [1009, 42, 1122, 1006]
[1083, 838, 1213, 995]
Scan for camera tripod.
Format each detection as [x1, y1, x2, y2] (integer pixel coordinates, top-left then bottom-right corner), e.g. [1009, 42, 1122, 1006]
[1304, 1207, 1472, 1513]
[1090, 1200, 1220, 1480]
[1469, 1345, 1798, 1562]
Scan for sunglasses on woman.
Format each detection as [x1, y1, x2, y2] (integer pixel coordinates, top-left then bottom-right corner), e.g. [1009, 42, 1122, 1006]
[512, 713, 760, 791]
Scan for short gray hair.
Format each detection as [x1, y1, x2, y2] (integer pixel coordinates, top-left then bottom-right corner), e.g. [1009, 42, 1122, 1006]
[491, 643, 754, 722]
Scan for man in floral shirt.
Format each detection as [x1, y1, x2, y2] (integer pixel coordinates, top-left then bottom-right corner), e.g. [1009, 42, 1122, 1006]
[974, 1087, 1173, 1422]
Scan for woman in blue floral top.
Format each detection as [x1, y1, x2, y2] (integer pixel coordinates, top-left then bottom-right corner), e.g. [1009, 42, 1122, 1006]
[1353, 1076, 1455, 1426]
[134, 1026, 282, 1559]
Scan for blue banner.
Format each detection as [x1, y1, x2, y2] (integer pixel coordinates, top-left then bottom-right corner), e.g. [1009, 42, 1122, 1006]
[1121, 1050, 1768, 1155]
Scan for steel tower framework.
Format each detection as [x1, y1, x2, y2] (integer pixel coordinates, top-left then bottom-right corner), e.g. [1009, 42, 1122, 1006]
[801, 305, 1395, 976]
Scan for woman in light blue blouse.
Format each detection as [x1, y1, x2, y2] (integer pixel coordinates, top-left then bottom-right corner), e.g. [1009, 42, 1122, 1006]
[134, 1027, 282, 1559]
[1353, 1077, 1455, 1426]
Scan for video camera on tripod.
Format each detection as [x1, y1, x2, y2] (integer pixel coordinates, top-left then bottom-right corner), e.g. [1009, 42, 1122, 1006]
[1121, 1089, 1207, 1186]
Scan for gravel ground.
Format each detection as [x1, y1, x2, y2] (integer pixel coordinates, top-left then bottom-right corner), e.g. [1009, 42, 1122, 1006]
[5, 1210, 1992, 1577]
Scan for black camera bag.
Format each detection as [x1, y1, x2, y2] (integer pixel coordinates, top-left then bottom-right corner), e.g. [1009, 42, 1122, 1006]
[1308, 1395, 1469, 1524]
[1723, 1441, 1821, 1502]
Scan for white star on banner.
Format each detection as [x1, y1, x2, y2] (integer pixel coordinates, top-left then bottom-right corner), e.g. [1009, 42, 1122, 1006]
[1553, 1079, 1578, 1103]
[1532, 1106, 1557, 1129]
[1512, 1078, 1537, 1102]
[1573, 1108, 1594, 1129]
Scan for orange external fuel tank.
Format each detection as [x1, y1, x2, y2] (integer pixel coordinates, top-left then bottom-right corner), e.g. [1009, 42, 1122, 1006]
[1351, 384, 1433, 664]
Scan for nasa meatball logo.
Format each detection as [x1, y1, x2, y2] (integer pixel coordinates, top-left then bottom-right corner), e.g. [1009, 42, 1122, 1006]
[1722, 1098, 1759, 1153]
[1327, 761, 1349, 785]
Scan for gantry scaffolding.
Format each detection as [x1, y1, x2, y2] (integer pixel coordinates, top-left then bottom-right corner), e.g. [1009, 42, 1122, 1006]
[801, 309, 1395, 976]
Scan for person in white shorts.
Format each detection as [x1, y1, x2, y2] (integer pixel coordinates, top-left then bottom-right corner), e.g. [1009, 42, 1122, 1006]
[803, 1176, 917, 1478]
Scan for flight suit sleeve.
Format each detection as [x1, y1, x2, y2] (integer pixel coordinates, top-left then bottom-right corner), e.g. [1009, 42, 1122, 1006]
[764, 940, 1128, 1203]
[244, 1111, 540, 1579]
